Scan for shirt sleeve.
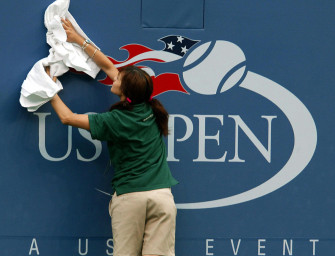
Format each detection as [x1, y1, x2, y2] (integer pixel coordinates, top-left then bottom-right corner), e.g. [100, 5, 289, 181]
[88, 112, 119, 141]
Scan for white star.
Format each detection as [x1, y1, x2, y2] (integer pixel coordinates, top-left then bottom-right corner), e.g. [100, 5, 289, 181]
[181, 45, 188, 54]
[167, 42, 175, 50]
[177, 36, 184, 43]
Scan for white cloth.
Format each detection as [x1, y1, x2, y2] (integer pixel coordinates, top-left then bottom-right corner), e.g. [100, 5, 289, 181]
[20, 0, 101, 112]
[20, 59, 63, 112]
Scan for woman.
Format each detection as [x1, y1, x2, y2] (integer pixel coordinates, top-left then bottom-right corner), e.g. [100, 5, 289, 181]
[48, 18, 178, 256]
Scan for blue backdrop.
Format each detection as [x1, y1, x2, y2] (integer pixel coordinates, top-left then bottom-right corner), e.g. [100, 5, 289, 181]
[1, 0, 334, 255]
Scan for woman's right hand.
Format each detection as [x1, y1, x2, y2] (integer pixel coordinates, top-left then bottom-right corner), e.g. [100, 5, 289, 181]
[61, 18, 84, 45]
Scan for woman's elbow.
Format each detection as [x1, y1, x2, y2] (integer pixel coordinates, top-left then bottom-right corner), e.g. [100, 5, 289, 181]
[60, 117, 70, 125]
[60, 113, 89, 130]
[60, 114, 74, 125]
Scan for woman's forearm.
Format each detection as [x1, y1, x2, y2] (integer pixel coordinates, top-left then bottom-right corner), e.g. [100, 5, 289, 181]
[50, 94, 73, 123]
[50, 94, 90, 130]
[80, 38, 119, 81]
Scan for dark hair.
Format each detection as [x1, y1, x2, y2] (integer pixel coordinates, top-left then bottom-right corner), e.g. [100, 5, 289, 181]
[109, 66, 169, 136]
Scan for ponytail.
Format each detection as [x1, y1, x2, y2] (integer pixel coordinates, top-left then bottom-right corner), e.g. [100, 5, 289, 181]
[149, 98, 169, 137]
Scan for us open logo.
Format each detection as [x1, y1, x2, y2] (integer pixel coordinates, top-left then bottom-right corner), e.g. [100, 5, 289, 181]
[34, 35, 317, 210]
[98, 35, 317, 209]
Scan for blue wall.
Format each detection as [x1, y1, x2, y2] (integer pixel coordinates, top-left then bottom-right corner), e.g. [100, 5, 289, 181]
[1, 0, 334, 255]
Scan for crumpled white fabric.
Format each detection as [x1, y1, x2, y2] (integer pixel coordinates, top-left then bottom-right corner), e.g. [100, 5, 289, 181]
[20, 0, 101, 112]
[20, 59, 64, 112]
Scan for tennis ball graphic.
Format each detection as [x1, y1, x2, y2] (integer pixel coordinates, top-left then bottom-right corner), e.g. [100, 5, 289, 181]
[183, 41, 246, 95]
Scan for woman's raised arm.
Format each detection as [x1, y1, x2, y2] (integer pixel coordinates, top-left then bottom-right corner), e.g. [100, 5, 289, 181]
[50, 94, 90, 130]
[61, 18, 119, 82]
[46, 67, 90, 130]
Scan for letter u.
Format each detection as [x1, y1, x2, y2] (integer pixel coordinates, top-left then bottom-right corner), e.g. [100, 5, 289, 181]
[78, 238, 88, 255]
[34, 113, 72, 161]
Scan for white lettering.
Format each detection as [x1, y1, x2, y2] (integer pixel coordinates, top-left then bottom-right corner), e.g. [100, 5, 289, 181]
[167, 114, 193, 162]
[193, 115, 227, 162]
[309, 239, 319, 256]
[283, 239, 293, 255]
[35, 113, 72, 161]
[231, 239, 241, 255]
[106, 238, 113, 255]
[258, 239, 266, 255]
[206, 239, 214, 255]
[228, 115, 277, 163]
[35, 112, 101, 162]
[22, 237, 322, 255]
[78, 238, 88, 255]
[77, 128, 102, 162]
[36, 113, 277, 164]
[29, 238, 40, 255]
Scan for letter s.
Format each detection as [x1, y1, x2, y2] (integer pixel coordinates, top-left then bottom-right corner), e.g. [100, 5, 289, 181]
[76, 112, 102, 162]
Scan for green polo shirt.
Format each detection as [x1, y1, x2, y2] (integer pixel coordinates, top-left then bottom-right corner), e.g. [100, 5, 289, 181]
[88, 103, 178, 195]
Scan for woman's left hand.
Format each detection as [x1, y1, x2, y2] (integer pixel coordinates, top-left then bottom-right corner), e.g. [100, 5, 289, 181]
[61, 18, 84, 45]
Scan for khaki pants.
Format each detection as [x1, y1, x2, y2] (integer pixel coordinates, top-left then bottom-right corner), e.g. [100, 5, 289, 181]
[109, 188, 177, 256]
